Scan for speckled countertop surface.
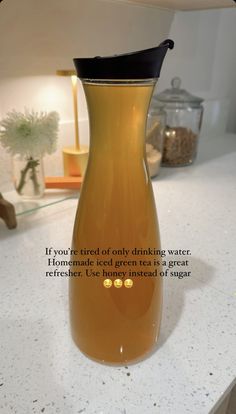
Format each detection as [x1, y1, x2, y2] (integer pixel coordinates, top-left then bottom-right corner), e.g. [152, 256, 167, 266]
[0, 134, 236, 414]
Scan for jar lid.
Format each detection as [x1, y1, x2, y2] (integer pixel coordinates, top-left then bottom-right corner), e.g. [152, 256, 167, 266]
[153, 77, 203, 105]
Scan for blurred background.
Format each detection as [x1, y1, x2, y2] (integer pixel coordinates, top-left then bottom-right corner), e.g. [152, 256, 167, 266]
[0, 0, 236, 189]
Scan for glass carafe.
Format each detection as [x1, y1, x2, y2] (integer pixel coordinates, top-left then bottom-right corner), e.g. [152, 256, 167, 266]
[70, 40, 174, 365]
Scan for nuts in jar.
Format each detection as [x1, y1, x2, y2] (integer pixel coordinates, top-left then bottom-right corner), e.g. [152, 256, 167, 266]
[162, 126, 198, 166]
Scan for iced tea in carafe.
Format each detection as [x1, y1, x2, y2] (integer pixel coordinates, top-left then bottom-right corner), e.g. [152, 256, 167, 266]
[70, 40, 174, 364]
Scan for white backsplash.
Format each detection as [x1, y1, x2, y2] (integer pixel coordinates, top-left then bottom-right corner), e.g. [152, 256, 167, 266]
[157, 8, 236, 133]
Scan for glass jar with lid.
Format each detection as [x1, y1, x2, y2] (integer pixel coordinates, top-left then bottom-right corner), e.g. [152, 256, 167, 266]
[153, 77, 204, 167]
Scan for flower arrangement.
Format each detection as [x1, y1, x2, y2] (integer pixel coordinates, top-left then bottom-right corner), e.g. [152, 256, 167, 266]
[0, 109, 59, 196]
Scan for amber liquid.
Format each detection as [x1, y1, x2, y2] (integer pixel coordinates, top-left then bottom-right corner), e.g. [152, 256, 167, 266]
[70, 81, 162, 364]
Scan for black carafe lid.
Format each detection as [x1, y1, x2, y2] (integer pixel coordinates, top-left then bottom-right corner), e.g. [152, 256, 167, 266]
[73, 39, 174, 80]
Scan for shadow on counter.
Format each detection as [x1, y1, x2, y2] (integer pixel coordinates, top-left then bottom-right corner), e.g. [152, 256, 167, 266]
[155, 255, 215, 350]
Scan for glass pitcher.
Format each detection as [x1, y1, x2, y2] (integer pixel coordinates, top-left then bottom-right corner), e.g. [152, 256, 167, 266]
[70, 40, 174, 365]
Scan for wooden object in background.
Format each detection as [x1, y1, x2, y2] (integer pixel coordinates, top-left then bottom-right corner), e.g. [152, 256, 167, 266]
[0, 193, 17, 229]
[45, 176, 83, 190]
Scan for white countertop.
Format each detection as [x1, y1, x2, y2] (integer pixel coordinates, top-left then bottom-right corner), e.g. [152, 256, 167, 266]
[0, 134, 236, 414]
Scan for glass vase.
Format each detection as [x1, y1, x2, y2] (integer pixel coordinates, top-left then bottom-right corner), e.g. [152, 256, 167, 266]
[12, 155, 45, 199]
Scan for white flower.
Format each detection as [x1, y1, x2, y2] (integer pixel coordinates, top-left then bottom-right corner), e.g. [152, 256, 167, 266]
[0, 109, 59, 158]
